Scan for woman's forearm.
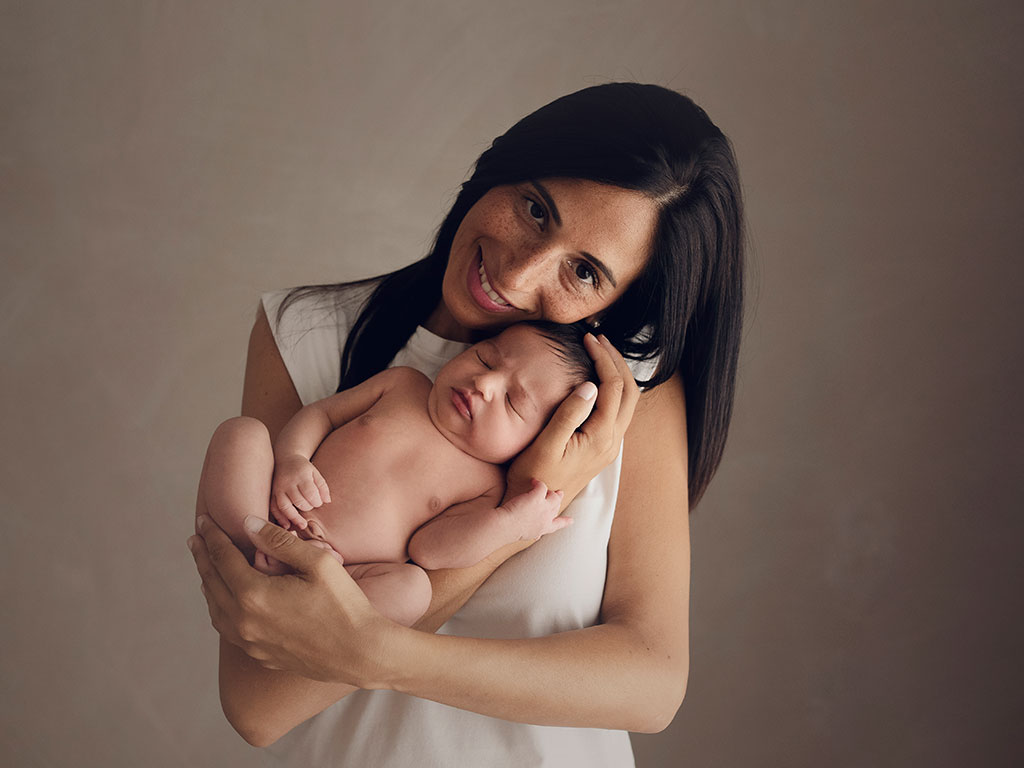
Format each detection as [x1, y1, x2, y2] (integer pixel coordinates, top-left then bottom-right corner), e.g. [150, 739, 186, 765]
[377, 619, 685, 734]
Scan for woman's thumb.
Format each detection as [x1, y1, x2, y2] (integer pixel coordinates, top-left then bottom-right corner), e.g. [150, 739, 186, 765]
[243, 515, 330, 572]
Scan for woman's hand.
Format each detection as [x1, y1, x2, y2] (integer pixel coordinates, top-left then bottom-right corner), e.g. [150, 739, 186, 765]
[506, 333, 641, 506]
[189, 513, 395, 688]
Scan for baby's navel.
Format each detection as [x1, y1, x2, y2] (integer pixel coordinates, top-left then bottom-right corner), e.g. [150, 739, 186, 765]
[428, 495, 443, 514]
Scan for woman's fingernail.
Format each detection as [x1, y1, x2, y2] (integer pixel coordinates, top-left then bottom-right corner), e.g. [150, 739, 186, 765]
[575, 382, 598, 400]
[244, 515, 265, 535]
[195, 515, 206, 531]
[187, 536, 198, 553]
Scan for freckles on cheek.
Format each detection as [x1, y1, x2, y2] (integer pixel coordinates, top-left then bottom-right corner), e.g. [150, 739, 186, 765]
[541, 295, 591, 325]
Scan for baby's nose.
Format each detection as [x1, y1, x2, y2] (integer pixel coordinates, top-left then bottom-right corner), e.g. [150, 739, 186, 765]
[474, 372, 499, 401]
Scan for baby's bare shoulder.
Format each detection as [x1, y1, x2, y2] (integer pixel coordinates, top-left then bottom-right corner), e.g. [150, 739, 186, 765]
[472, 461, 507, 500]
[379, 366, 431, 388]
[372, 366, 432, 398]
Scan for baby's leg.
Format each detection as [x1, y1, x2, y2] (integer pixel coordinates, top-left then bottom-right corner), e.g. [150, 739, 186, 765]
[345, 563, 432, 627]
[195, 416, 274, 562]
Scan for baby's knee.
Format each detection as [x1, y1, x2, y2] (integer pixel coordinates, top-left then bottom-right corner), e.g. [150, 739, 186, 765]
[355, 563, 432, 627]
[210, 416, 270, 453]
[401, 564, 432, 610]
[393, 565, 432, 627]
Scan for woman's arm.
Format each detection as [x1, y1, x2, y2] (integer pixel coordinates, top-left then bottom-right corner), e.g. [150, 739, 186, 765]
[213, 304, 535, 746]
[199, 372, 689, 735]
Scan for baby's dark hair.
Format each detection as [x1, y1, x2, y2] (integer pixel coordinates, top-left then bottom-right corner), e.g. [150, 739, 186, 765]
[519, 320, 600, 388]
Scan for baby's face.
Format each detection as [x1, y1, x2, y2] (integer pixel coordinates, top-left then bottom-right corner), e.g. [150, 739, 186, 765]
[428, 324, 577, 464]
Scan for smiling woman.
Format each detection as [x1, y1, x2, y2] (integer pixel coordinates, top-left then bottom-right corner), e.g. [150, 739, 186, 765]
[190, 82, 744, 766]
[431, 179, 659, 337]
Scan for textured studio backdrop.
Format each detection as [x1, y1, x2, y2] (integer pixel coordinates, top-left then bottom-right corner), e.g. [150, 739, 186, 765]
[2, 2, 1022, 766]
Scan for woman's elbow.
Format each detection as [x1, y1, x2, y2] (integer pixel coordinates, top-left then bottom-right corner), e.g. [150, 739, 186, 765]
[221, 695, 287, 748]
[631, 658, 688, 734]
[635, 689, 686, 734]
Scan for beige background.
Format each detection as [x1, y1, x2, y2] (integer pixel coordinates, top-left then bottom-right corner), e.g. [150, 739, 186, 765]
[2, 1, 1022, 766]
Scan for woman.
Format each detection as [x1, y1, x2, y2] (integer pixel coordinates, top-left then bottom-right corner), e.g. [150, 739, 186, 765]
[189, 82, 744, 765]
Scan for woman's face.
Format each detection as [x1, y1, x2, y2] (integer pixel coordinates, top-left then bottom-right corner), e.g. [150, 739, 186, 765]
[430, 178, 658, 340]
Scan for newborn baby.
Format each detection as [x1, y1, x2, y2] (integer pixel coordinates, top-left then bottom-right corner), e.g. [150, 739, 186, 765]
[197, 321, 595, 626]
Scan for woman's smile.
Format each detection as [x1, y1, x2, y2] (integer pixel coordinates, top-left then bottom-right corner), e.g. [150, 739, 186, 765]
[467, 249, 516, 313]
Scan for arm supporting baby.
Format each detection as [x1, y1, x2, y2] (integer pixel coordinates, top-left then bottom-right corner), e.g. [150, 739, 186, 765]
[203, 307, 580, 746]
[194, 312, 651, 744]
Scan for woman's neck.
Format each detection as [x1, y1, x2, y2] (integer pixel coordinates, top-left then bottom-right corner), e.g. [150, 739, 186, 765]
[423, 302, 475, 343]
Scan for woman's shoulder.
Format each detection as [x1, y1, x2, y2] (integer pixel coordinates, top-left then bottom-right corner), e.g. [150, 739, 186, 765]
[260, 280, 380, 405]
[262, 281, 378, 337]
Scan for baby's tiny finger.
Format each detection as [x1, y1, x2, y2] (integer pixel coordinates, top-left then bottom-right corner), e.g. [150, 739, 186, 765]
[287, 489, 312, 513]
[313, 470, 331, 504]
[275, 493, 305, 528]
[299, 478, 323, 508]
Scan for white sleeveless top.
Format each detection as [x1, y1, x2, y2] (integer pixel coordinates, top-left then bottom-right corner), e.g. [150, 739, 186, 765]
[258, 286, 650, 768]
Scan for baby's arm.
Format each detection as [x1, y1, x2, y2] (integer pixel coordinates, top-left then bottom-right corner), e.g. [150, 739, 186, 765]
[270, 367, 410, 529]
[408, 479, 569, 571]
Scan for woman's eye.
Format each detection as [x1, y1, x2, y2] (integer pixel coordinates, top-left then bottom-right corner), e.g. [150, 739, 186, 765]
[476, 352, 491, 369]
[525, 198, 546, 227]
[573, 261, 599, 288]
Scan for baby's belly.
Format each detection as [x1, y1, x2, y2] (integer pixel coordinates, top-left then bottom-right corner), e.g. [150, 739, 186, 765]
[305, 421, 428, 564]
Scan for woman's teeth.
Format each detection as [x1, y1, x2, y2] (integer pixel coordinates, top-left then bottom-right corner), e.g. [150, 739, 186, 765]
[479, 261, 509, 307]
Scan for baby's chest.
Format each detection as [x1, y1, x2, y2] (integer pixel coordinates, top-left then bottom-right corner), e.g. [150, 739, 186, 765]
[313, 405, 489, 512]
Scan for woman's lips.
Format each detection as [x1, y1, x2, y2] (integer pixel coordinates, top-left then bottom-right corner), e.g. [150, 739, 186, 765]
[467, 250, 516, 313]
[451, 388, 473, 419]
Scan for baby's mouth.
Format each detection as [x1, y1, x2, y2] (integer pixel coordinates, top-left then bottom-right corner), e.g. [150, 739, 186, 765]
[451, 388, 473, 419]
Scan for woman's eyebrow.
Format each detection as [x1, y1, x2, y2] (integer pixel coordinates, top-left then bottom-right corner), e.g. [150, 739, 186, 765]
[531, 180, 562, 226]
[531, 180, 618, 288]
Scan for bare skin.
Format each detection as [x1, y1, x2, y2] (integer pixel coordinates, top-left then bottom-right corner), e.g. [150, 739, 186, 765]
[197, 325, 578, 627]
[189, 178, 691, 746]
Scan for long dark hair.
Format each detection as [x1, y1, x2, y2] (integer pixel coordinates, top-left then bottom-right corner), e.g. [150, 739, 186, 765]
[281, 83, 744, 508]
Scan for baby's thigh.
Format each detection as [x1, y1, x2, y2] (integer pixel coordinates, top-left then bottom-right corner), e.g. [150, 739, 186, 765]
[198, 416, 274, 553]
[346, 562, 432, 627]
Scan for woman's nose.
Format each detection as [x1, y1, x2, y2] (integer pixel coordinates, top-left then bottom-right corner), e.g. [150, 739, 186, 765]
[497, 243, 560, 292]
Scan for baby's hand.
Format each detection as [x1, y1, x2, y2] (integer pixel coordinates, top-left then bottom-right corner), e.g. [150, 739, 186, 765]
[500, 479, 571, 542]
[271, 455, 331, 530]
